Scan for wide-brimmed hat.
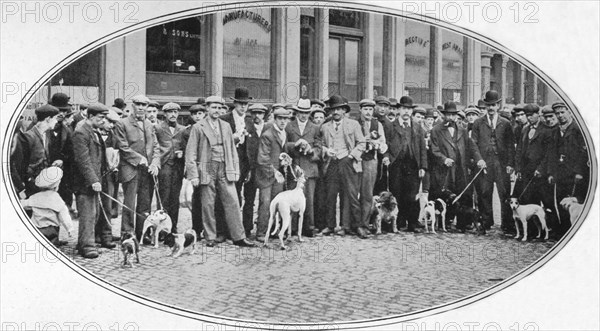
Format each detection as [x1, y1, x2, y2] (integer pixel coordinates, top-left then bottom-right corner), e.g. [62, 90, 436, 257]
[482, 90, 502, 105]
[523, 104, 540, 115]
[249, 103, 267, 113]
[325, 95, 351, 112]
[374, 95, 390, 106]
[442, 101, 458, 113]
[50, 93, 72, 111]
[232, 87, 253, 103]
[35, 166, 63, 189]
[296, 99, 312, 113]
[359, 99, 376, 108]
[398, 96, 416, 108]
[162, 102, 181, 112]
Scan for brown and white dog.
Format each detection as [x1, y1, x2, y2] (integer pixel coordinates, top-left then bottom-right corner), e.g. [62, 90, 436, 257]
[163, 229, 197, 258]
[371, 191, 399, 234]
[120, 232, 140, 268]
[264, 166, 306, 250]
[560, 197, 583, 226]
[509, 197, 549, 241]
[142, 210, 173, 248]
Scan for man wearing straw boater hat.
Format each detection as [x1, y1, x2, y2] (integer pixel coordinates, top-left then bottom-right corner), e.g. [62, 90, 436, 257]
[470, 90, 516, 233]
[72, 104, 116, 258]
[285, 98, 322, 237]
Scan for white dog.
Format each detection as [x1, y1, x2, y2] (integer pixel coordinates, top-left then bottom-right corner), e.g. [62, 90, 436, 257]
[509, 197, 549, 241]
[419, 199, 447, 233]
[142, 210, 173, 248]
[264, 166, 306, 250]
[560, 197, 583, 226]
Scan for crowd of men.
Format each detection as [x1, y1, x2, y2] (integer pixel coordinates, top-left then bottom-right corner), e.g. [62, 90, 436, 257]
[10, 87, 590, 258]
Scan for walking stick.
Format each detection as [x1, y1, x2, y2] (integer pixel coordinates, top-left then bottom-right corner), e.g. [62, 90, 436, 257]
[99, 191, 147, 219]
[571, 181, 578, 197]
[553, 183, 562, 224]
[386, 166, 390, 192]
[452, 167, 485, 205]
[517, 175, 536, 201]
[152, 174, 164, 210]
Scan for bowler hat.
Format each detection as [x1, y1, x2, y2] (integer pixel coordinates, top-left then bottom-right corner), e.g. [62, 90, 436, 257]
[197, 97, 206, 105]
[374, 95, 390, 106]
[189, 104, 206, 113]
[35, 166, 63, 189]
[205, 96, 226, 105]
[113, 98, 126, 110]
[425, 109, 435, 118]
[359, 98, 376, 108]
[551, 101, 567, 110]
[50, 93, 72, 111]
[272, 107, 293, 118]
[296, 99, 312, 112]
[482, 90, 502, 105]
[398, 96, 416, 108]
[162, 102, 181, 112]
[325, 95, 351, 112]
[412, 106, 426, 116]
[87, 103, 109, 116]
[35, 104, 60, 121]
[523, 104, 540, 115]
[310, 99, 325, 107]
[476, 99, 487, 109]
[249, 103, 267, 113]
[232, 87, 253, 103]
[442, 101, 458, 113]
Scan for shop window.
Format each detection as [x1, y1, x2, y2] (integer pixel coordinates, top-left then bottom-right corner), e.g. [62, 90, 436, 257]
[372, 14, 384, 97]
[329, 9, 362, 29]
[300, 15, 316, 99]
[223, 8, 273, 100]
[329, 36, 361, 101]
[51, 48, 101, 87]
[442, 30, 464, 104]
[146, 17, 204, 97]
[404, 21, 431, 104]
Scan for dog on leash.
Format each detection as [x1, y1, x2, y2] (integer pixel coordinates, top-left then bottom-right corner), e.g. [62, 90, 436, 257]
[264, 166, 306, 250]
[371, 191, 399, 234]
[120, 232, 140, 268]
[509, 197, 549, 241]
[419, 198, 447, 233]
[163, 229, 197, 258]
[560, 197, 583, 226]
[142, 210, 173, 248]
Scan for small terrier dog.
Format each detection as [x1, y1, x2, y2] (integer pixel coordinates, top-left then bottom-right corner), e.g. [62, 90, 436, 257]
[509, 197, 549, 241]
[163, 229, 197, 258]
[142, 210, 173, 248]
[419, 199, 447, 233]
[120, 232, 140, 268]
[371, 191, 399, 234]
[264, 166, 306, 250]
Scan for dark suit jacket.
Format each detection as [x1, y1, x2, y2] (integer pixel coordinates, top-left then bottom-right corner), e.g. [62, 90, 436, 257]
[155, 121, 186, 167]
[383, 119, 428, 170]
[516, 122, 557, 177]
[471, 114, 515, 167]
[220, 111, 252, 177]
[255, 125, 296, 189]
[245, 122, 266, 171]
[555, 122, 587, 178]
[72, 121, 106, 195]
[113, 115, 161, 183]
[430, 121, 482, 186]
[11, 127, 49, 194]
[285, 119, 322, 178]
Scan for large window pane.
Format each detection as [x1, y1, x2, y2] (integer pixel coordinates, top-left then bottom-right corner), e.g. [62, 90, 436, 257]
[329, 38, 340, 83]
[405, 20, 430, 103]
[146, 17, 202, 74]
[344, 40, 359, 85]
[372, 14, 384, 96]
[51, 48, 101, 86]
[442, 30, 463, 103]
[329, 9, 361, 28]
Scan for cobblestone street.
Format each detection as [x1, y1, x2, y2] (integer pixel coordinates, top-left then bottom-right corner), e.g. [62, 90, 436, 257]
[55, 206, 556, 323]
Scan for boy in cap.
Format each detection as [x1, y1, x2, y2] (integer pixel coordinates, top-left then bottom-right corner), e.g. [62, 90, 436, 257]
[20, 166, 74, 246]
[11, 104, 60, 199]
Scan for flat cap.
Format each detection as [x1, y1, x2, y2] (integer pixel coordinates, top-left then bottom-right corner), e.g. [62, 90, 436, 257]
[464, 107, 480, 116]
[87, 103, 110, 116]
[359, 98, 376, 108]
[310, 99, 325, 107]
[249, 103, 267, 112]
[35, 166, 63, 189]
[106, 109, 121, 123]
[205, 96, 226, 105]
[131, 95, 151, 104]
[541, 105, 555, 115]
[189, 104, 206, 113]
[523, 104, 540, 115]
[551, 101, 567, 110]
[272, 107, 293, 118]
[374, 95, 390, 106]
[162, 102, 181, 112]
[35, 104, 59, 119]
[412, 106, 426, 116]
[272, 103, 286, 110]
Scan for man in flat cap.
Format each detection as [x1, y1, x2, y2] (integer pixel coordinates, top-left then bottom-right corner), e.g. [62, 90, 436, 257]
[114, 94, 161, 241]
[357, 98, 387, 237]
[11, 104, 60, 199]
[471, 90, 515, 233]
[72, 104, 114, 258]
[319, 95, 366, 236]
[382, 95, 428, 232]
[285, 99, 322, 237]
[185, 96, 256, 247]
[155, 102, 186, 233]
[373, 96, 392, 124]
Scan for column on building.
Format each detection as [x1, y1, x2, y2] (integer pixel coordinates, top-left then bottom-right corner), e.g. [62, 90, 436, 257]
[480, 46, 493, 95]
[315, 8, 329, 100]
[104, 30, 146, 103]
[500, 54, 509, 106]
[429, 26, 443, 106]
[209, 13, 223, 96]
[518, 65, 526, 104]
[363, 14, 375, 99]
[271, 8, 300, 103]
[462, 37, 481, 106]
[532, 75, 538, 105]
[382, 16, 405, 99]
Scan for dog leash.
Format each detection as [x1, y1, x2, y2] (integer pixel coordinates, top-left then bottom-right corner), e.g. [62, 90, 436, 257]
[386, 166, 390, 192]
[97, 192, 112, 225]
[553, 183, 562, 224]
[452, 167, 485, 205]
[570, 181, 578, 197]
[99, 191, 147, 219]
[152, 174, 164, 210]
[517, 175, 536, 200]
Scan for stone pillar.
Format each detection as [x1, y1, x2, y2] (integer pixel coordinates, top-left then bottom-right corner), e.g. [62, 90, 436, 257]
[500, 54, 509, 106]
[429, 26, 443, 106]
[393, 17, 406, 98]
[480, 47, 493, 96]
[209, 13, 223, 96]
[285, 8, 301, 104]
[532, 75, 538, 105]
[103, 38, 125, 102]
[463, 38, 481, 106]
[518, 66, 526, 104]
[363, 14, 375, 99]
[315, 8, 329, 100]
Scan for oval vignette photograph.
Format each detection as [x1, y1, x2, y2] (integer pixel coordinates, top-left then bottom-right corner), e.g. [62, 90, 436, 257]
[2, 1, 597, 329]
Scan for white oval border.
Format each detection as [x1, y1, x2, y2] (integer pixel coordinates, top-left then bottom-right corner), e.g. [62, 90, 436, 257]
[1, 1, 597, 329]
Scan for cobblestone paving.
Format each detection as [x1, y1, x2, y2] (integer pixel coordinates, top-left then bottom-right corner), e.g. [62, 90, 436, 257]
[56, 206, 556, 323]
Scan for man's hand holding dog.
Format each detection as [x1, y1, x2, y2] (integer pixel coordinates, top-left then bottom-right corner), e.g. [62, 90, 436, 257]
[148, 164, 159, 176]
[444, 158, 455, 167]
[91, 182, 102, 192]
[275, 170, 285, 184]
